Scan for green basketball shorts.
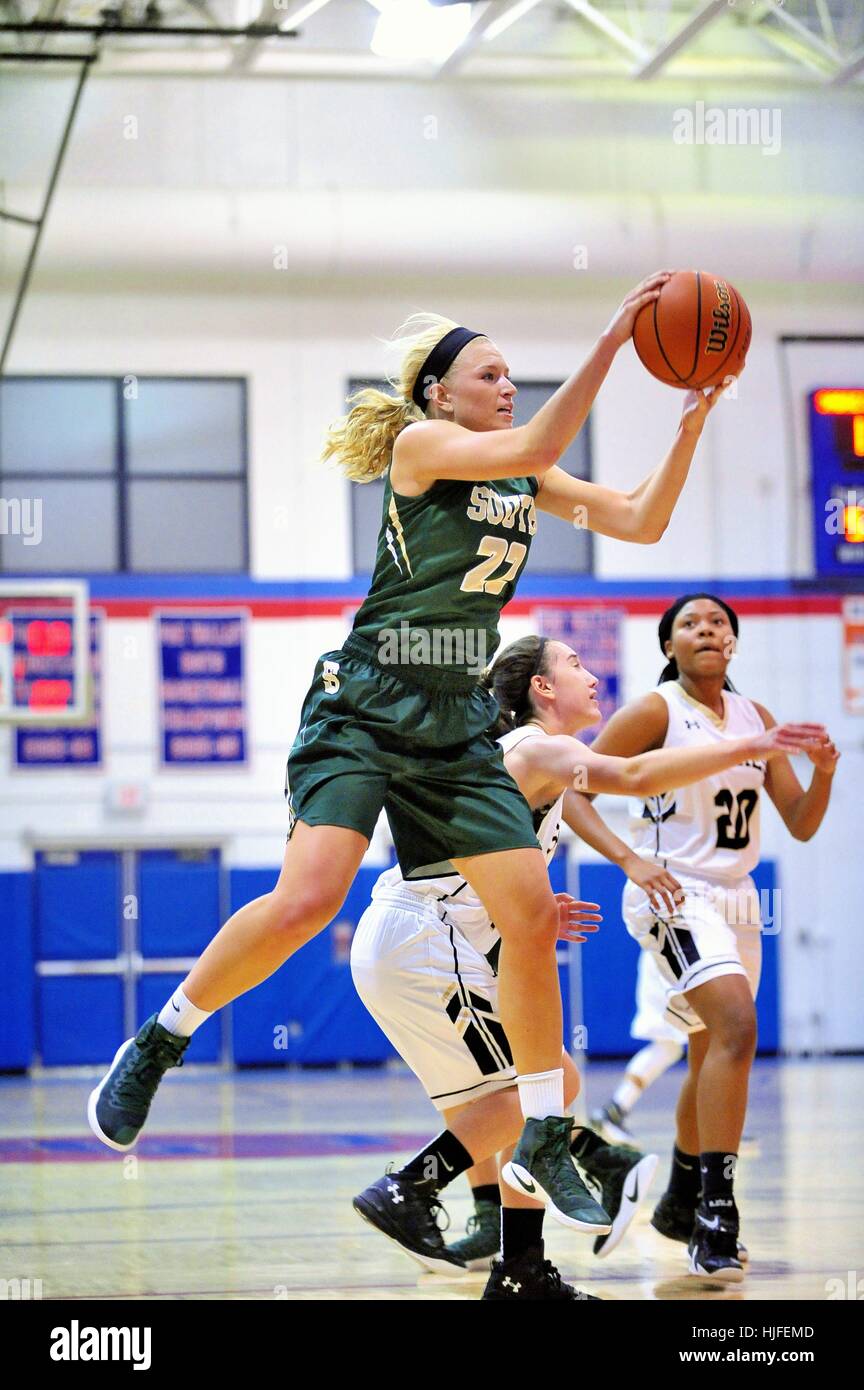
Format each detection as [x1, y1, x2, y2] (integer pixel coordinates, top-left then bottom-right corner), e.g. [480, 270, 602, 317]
[285, 633, 540, 879]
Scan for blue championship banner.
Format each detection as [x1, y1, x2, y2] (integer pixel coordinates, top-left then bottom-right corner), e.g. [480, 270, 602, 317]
[13, 610, 102, 768]
[157, 610, 248, 766]
[534, 607, 624, 744]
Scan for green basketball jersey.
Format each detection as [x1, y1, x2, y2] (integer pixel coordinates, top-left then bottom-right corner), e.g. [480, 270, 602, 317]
[351, 467, 539, 674]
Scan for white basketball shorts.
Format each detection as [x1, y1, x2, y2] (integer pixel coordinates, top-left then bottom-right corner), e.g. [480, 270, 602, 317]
[622, 871, 762, 1036]
[631, 947, 691, 1044]
[350, 888, 517, 1111]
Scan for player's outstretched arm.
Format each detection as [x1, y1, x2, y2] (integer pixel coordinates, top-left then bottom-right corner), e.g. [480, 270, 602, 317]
[534, 380, 729, 544]
[395, 271, 672, 488]
[506, 722, 829, 802]
[752, 700, 840, 841]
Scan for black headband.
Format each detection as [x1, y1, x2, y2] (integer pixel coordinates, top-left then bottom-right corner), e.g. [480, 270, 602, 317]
[411, 326, 486, 412]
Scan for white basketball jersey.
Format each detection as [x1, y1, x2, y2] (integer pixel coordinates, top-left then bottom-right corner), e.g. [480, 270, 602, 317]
[628, 681, 766, 880]
[370, 724, 564, 957]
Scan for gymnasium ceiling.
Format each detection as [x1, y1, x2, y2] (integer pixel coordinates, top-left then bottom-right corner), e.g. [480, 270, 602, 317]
[0, 0, 862, 85]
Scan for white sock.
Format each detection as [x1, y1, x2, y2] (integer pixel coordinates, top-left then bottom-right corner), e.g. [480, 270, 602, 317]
[157, 986, 213, 1039]
[517, 1068, 565, 1121]
[616, 1040, 685, 1110]
[611, 1077, 643, 1114]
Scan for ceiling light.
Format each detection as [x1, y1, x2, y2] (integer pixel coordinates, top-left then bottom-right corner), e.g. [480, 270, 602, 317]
[370, 0, 475, 64]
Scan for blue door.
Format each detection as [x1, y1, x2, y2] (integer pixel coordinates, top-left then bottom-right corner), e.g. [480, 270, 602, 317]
[33, 848, 223, 1066]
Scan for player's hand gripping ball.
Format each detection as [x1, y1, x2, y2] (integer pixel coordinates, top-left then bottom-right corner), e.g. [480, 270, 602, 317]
[633, 270, 751, 389]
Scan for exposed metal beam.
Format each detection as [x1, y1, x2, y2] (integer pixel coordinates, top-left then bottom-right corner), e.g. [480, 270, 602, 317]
[747, 21, 836, 78]
[1, 53, 94, 376]
[231, 0, 331, 73]
[622, 0, 645, 45]
[0, 210, 41, 226]
[181, 0, 222, 28]
[562, 0, 647, 63]
[483, 0, 545, 45]
[770, 5, 841, 64]
[72, 45, 827, 82]
[435, 1, 497, 77]
[829, 45, 864, 86]
[0, 50, 95, 60]
[814, 0, 836, 49]
[0, 20, 299, 39]
[634, 0, 727, 80]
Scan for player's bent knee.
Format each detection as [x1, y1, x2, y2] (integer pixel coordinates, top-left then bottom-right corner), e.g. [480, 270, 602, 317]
[267, 887, 345, 944]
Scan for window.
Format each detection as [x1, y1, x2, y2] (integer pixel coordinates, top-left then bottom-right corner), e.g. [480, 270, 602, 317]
[349, 378, 593, 575]
[0, 376, 248, 573]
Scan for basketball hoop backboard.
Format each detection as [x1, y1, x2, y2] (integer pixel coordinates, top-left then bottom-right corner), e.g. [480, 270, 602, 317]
[0, 580, 90, 725]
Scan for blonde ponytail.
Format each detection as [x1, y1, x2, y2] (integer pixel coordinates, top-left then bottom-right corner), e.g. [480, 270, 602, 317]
[321, 311, 476, 483]
[321, 387, 421, 484]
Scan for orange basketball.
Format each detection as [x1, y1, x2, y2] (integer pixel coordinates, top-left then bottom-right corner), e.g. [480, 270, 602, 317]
[633, 270, 752, 389]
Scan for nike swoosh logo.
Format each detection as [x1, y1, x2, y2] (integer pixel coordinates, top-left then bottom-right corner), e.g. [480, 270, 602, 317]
[513, 1172, 536, 1194]
[575, 1162, 603, 1204]
[171, 1000, 181, 1012]
[439, 1157, 455, 1173]
[624, 1171, 639, 1203]
[698, 1214, 721, 1230]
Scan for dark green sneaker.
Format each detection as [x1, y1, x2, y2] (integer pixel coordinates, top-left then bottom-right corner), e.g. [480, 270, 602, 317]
[87, 1015, 190, 1151]
[447, 1199, 500, 1270]
[578, 1139, 658, 1258]
[502, 1116, 612, 1233]
[482, 1243, 600, 1301]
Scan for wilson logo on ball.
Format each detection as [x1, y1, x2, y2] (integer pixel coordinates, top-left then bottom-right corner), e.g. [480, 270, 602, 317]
[706, 282, 732, 356]
[633, 270, 752, 389]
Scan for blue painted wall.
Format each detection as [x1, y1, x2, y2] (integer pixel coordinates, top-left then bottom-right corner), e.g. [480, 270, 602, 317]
[577, 860, 779, 1056]
[1, 852, 777, 1068]
[0, 873, 34, 1070]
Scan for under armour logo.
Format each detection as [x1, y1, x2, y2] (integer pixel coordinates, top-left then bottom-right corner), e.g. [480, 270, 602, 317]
[387, 1182, 404, 1205]
[502, 1277, 522, 1293]
[684, 719, 700, 730]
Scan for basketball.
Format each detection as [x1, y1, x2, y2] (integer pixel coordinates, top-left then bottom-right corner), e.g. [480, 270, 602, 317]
[633, 270, 752, 389]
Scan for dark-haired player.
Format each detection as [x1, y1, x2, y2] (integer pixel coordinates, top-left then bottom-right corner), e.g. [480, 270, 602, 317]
[570, 594, 838, 1281]
[350, 632, 825, 1297]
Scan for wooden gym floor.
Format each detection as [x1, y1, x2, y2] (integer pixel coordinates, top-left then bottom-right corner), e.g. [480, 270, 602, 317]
[1, 1057, 861, 1301]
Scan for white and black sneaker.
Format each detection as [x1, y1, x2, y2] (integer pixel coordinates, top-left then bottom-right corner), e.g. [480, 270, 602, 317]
[353, 1173, 466, 1275]
[652, 1190, 749, 1263]
[582, 1143, 659, 1259]
[687, 1203, 745, 1284]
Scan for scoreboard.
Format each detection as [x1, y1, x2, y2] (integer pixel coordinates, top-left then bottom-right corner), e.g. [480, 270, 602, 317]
[809, 388, 864, 578]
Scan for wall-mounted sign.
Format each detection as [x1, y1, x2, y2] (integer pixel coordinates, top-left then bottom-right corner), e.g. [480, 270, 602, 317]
[157, 610, 248, 766]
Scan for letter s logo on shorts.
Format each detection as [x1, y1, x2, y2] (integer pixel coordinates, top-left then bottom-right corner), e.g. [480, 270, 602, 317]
[322, 660, 341, 694]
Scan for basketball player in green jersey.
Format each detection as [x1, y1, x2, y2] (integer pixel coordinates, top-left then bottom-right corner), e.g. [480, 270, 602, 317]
[89, 281, 733, 1224]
